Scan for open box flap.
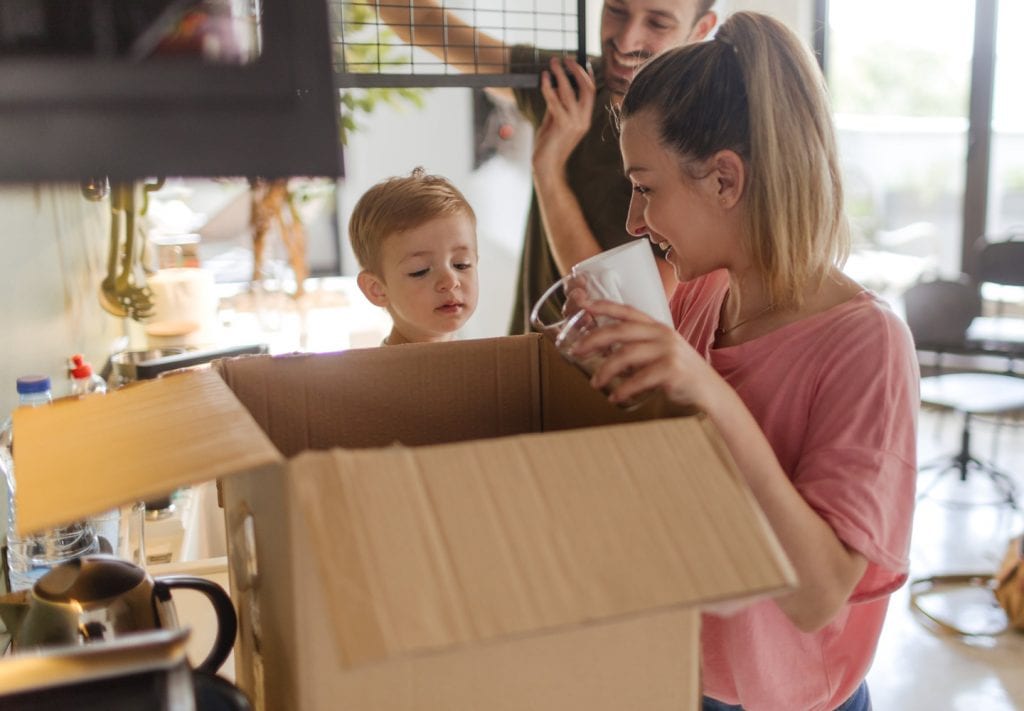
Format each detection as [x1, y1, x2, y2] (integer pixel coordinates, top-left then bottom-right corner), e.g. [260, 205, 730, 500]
[12, 368, 283, 534]
[292, 418, 797, 668]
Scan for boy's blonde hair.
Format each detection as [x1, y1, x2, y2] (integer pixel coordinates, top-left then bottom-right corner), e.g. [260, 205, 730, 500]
[348, 167, 477, 275]
[619, 11, 849, 310]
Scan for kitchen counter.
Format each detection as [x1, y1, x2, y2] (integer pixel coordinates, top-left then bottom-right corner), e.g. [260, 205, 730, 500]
[129, 275, 392, 355]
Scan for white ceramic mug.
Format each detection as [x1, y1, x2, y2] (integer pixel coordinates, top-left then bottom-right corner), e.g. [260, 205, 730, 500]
[529, 239, 672, 336]
[529, 239, 669, 411]
[568, 239, 672, 325]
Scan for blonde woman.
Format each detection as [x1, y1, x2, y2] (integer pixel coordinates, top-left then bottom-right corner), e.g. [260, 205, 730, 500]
[572, 12, 918, 711]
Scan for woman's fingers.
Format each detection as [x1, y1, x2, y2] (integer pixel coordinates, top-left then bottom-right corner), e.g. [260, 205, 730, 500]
[596, 342, 677, 404]
[574, 299, 656, 333]
[563, 303, 693, 405]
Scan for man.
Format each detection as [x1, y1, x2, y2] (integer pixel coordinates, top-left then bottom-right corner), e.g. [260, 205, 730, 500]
[375, 1, 717, 333]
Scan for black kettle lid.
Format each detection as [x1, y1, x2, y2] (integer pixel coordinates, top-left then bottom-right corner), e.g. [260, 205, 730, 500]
[34, 554, 146, 603]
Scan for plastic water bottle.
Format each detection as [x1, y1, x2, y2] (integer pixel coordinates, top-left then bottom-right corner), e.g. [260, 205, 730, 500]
[2, 375, 99, 591]
[68, 354, 107, 396]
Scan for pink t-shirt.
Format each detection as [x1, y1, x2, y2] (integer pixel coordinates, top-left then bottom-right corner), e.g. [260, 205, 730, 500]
[674, 270, 919, 711]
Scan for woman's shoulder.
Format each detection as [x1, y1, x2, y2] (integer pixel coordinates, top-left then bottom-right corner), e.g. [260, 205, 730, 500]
[807, 291, 918, 383]
[827, 289, 911, 339]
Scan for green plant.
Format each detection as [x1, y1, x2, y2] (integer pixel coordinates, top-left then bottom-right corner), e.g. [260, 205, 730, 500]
[331, 2, 426, 143]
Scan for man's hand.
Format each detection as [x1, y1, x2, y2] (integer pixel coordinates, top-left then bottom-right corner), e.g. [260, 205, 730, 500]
[532, 57, 596, 179]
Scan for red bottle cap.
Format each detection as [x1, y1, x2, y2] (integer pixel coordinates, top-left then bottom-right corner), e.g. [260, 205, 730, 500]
[70, 354, 93, 379]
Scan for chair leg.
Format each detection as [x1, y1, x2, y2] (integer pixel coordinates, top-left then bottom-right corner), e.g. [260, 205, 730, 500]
[917, 412, 1018, 508]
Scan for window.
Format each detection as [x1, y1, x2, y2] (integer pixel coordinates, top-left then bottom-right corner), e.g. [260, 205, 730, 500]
[824, 0, 976, 294]
[989, 0, 1024, 235]
[822, 0, 1016, 294]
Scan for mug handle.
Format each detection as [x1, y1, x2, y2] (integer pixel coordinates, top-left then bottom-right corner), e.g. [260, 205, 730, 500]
[155, 575, 238, 675]
[529, 274, 573, 333]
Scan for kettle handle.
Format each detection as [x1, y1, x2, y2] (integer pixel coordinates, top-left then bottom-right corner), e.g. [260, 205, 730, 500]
[154, 576, 238, 675]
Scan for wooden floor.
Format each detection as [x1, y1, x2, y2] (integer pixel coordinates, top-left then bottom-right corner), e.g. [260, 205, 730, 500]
[867, 407, 1024, 710]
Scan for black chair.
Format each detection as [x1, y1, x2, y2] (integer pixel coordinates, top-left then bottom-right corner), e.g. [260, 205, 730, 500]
[967, 233, 1024, 359]
[903, 277, 1024, 507]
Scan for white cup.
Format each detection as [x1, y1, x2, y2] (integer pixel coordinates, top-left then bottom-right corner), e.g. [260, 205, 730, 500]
[530, 239, 669, 411]
[568, 239, 672, 325]
[529, 239, 672, 336]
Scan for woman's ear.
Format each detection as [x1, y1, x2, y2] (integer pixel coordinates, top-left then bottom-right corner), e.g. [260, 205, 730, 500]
[357, 270, 389, 308]
[713, 150, 745, 209]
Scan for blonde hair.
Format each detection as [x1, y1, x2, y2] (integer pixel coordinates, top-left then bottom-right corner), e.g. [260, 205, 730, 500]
[618, 11, 848, 309]
[348, 167, 476, 274]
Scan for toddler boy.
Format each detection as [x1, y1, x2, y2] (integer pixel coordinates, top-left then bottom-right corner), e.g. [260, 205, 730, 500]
[349, 168, 479, 345]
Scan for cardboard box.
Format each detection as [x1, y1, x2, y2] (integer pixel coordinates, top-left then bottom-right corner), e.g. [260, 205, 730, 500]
[12, 335, 795, 710]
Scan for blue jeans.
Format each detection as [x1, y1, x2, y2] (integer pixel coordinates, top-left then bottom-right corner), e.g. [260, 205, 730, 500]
[702, 681, 871, 711]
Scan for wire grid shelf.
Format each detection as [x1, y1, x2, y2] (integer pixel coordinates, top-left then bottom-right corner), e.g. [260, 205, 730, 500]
[331, 0, 586, 88]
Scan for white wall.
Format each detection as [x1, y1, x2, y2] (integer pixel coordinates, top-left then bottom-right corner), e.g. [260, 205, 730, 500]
[0, 184, 124, 538]
[717, 0, 814, 41]
[0, 185, 122, 414]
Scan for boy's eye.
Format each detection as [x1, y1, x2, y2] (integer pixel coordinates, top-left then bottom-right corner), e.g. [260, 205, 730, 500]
[632, 185, 650, 195]
[408, 268, 429, 278]
[454, 262, 473, 271]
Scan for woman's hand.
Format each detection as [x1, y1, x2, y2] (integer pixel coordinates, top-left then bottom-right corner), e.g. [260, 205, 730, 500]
[571, 299, 718, 410]
[533, 57, 596, 178]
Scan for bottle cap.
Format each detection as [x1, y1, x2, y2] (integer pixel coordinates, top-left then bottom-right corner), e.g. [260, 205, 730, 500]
[70, 354, 93, 379]
[16, 375, 51, 394]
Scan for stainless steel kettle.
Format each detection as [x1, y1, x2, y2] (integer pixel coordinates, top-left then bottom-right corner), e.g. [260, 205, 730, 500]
[0, 554, 236, 674]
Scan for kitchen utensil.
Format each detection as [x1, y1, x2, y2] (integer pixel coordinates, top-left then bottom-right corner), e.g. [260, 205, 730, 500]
[0, 554, 237, 674]
[99, 184, 129, 318]
[113, 183, 155, 319]
[107, 347, 187, 390]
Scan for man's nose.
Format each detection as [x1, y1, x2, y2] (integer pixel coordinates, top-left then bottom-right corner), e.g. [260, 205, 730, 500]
[612, 18, 646, 55]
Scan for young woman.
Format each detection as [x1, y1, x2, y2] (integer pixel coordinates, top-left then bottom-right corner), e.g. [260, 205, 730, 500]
[571, 12, 919, 711]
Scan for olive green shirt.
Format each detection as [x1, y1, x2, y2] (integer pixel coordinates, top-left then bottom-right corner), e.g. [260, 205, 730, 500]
[508, 46, 636, 334]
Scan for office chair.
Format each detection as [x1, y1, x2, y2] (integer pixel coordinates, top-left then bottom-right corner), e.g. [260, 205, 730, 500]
[903, 277, 1024, 507]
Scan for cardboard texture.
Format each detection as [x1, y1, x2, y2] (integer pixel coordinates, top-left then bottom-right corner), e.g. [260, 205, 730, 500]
[11, 335, 796, 711]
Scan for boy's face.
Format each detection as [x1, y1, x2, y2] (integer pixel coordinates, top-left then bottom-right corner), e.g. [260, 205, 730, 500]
[361, 214, 479, 343]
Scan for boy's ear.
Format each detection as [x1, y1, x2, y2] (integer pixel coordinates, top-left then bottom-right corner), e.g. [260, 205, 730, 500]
[357, 270, 389, 308]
